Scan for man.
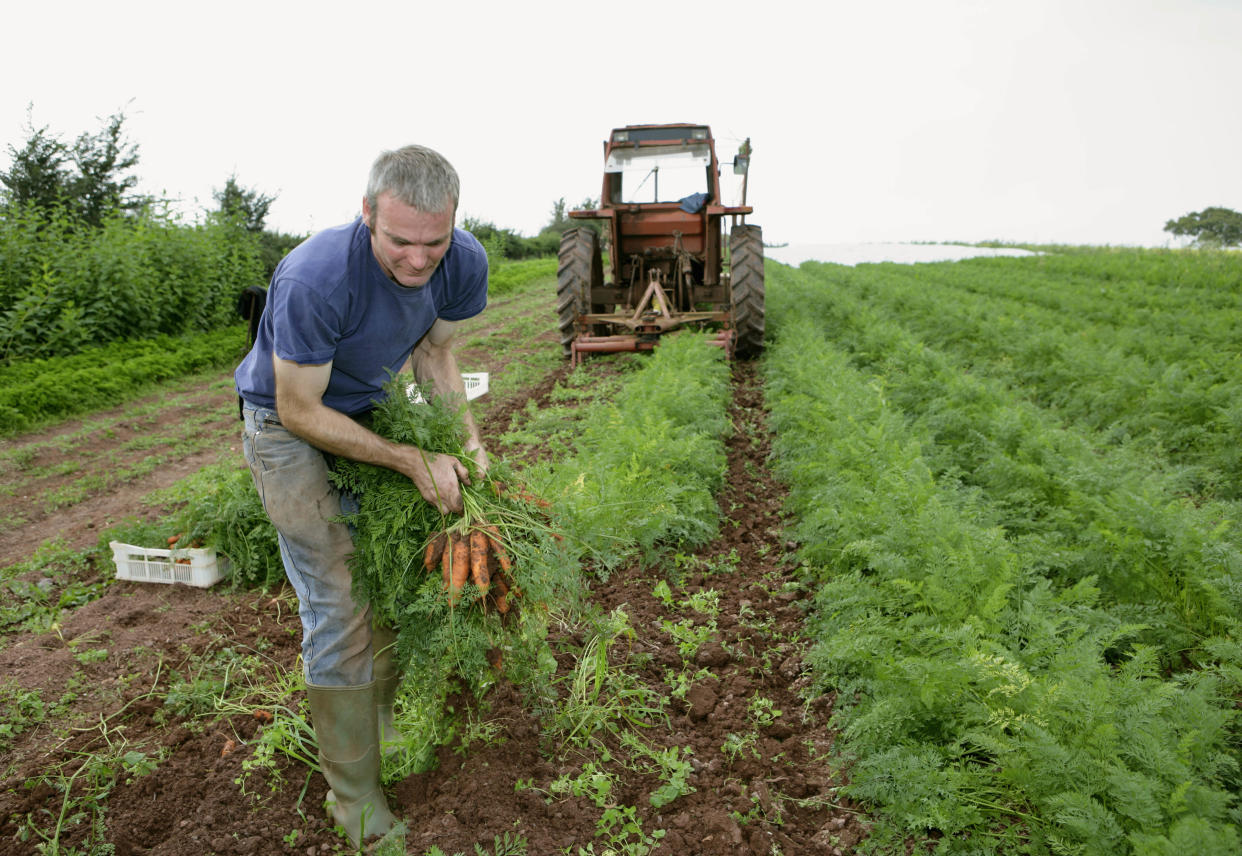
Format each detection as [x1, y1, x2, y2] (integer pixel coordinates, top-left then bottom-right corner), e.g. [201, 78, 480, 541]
[234, 145, 488, 845]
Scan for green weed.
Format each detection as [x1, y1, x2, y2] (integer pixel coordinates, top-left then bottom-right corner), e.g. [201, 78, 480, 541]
[618, 732, 695, 808]
[424, 830, 528, 856]
[551, 608, 665, 750]
[550, 762, 618, 808]
[579, 805, 665, 855]
[0, 679, 46, 752]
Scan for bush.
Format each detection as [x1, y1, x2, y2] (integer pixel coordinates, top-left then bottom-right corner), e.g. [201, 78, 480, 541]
[0, 203, 264, 364]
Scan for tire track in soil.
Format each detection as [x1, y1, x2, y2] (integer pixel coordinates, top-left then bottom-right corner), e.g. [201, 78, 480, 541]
[0, 381, 242, 569]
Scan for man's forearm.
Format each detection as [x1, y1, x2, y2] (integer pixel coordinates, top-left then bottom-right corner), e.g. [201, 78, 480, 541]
[278, 397, 413, 471]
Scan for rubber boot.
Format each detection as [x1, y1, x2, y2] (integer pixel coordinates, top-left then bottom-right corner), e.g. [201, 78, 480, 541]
[306, 681, 398, 847]
[372, 624, 408, 755]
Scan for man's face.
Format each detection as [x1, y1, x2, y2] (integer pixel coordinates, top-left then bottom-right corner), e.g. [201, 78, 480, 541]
[363, 191, 454, 288]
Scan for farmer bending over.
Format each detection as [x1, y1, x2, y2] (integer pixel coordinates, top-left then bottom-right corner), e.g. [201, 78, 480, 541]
[234, 145, 488, 845]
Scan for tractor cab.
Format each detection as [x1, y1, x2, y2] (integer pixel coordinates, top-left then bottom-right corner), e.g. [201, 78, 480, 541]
[604, 126, 718, 205]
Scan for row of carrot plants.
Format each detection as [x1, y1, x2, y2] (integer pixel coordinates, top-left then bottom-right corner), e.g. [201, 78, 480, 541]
[0, 324, 250, 436]
[913, 259, 1241, 350]
[997, 246, 1242, 296]
[763, 255, 1241, 855]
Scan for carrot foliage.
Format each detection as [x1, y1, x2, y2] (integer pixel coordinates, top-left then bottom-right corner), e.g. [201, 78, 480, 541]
[329, 374, 574, 773]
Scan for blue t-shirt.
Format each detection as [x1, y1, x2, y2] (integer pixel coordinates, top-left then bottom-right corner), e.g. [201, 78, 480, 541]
[234, 217, 488, 416]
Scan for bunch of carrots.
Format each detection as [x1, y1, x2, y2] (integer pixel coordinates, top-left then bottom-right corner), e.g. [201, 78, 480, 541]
[422, 484, 550, 613]
[423, 524, 514, 612]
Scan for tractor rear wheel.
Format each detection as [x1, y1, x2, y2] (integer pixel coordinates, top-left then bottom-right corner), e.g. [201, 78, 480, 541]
[729, 224, 765, 358]
[556, 228, 603, 358]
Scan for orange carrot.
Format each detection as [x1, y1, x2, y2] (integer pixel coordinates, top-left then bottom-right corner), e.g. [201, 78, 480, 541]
[440, 534, 453, 592]
[497, 482, 551, 509]
[491, 570, 511, 614]
[484, 525, 511, 574]
[423, 532, 447, 572]
[516, 489, 551, 509]
[469, 530, 490, 597]
[449, 534, 470, 605]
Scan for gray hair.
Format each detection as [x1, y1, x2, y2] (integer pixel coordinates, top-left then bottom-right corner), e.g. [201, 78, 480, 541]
[365, 145, 459, 220]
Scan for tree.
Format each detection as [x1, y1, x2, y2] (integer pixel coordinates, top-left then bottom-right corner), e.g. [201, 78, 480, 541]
[540, 196, 597, 237]
[546, 197, 569, 234]
[208, 173, 303, 280]
[1, 109, 71, 214]
[1163, 207, 1242, 248]
[0, 105, 144, 227]
[212, 172, 275, 233]
[67, 109, 143, 227]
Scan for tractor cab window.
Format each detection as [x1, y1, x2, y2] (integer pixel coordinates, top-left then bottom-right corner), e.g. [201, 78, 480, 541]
[606, 143, 712, 205]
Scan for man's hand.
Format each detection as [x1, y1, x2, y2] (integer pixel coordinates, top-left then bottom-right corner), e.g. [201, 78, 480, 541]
[400, 448, 471, 515]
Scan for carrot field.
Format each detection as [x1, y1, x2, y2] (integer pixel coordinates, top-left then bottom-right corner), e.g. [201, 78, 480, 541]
[765, 248, 1242, 855]
[0, 247, 1238, 855]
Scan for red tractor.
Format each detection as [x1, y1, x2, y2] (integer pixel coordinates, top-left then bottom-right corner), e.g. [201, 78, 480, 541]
[557, 123, 763, 364]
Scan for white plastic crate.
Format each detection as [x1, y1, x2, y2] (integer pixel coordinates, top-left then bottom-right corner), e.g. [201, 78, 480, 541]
[461, 372, 489, 400]
[109, 540, 228, 588]
[407, 371, 490, 404]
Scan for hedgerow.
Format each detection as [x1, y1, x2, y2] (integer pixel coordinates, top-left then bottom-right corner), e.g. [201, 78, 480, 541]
[0, 203, 264, 364]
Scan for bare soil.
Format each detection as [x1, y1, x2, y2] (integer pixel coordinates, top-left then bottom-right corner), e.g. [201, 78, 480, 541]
[0, 311, 863, 854]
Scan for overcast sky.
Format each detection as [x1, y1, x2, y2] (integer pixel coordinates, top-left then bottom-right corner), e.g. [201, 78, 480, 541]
[3, 0, 1239, 249]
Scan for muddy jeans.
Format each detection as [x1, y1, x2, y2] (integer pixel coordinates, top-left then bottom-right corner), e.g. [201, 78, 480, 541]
[241, 404, 373, 686]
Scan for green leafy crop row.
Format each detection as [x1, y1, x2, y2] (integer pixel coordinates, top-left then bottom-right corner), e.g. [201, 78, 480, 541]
[784, 263, 1242, 646]
[0, 324, 249, 436]
[804, 252, 1242, 499]
[526, 331, 733, 574]
[764, 256, 1241, 856]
